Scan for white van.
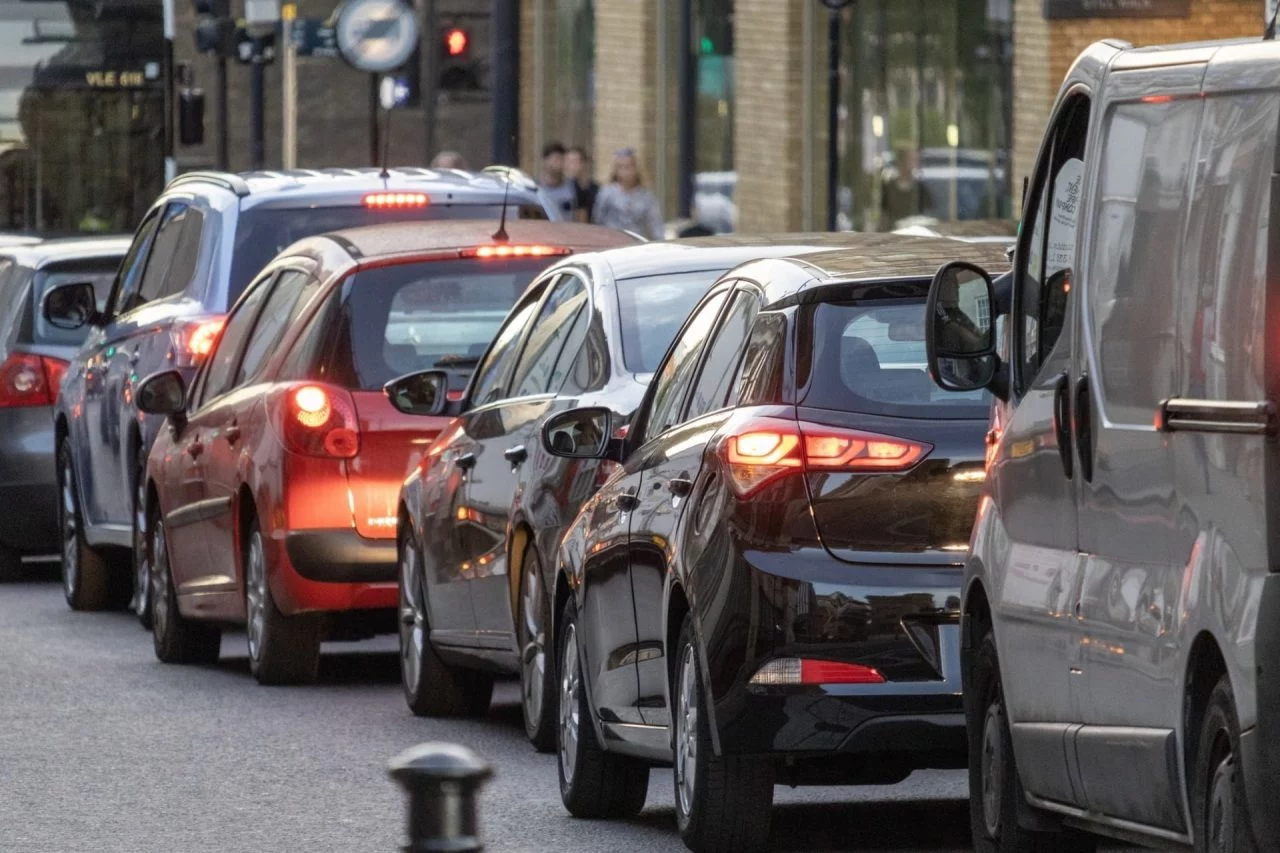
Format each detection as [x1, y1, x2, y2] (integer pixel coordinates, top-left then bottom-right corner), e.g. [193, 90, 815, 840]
[923, 37, 1280, 853]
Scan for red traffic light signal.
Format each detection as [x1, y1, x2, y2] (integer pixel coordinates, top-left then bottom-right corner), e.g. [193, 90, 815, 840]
[445, 27, 468, 57]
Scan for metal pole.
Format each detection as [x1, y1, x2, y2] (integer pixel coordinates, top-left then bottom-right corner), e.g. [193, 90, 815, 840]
[390, 743, 492, 853]
[369, 74, 380, 167]
[162, 0, 176, 181]
[282, 4, 298, 169]
[422, 0, 438, 162]
[249, 46, 266, 170]
[491, 0, 519, 166]
[216, 56, 230, 170]
[826, 8, 839, 231]
[677, 0, 694, 218]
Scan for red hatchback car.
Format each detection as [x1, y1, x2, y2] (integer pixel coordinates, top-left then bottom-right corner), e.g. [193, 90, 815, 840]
[134, 220, 632, 684]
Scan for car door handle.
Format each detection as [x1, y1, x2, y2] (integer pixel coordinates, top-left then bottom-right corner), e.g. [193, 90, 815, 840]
[1073, 375, 1094, 483]
[615, 492, 639, 512]
[668, 478, 693, 498]
[455, 452, 476, 471]
[1052, 371, 1073, 480]
[504, 445, 527, 465]
[224, 424, 241, 444]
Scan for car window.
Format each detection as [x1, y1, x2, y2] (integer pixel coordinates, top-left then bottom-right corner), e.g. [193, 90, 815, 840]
[509, 274, 590, 398]
[685, 290, 759, 420]
[616, 269, 724, 374]
[644, 291, 729, 440]
[108, 208, 162, 316]
[279, 291, 339, 382]
[196, 276, 273, 408]
[237, 269, 314, 385]
[31, 261, 118, 345]
[734, 312, 788, 407]
[165, 206, 205, 299]
[469, 289, 546, 407]
[135, 202, 191, 307]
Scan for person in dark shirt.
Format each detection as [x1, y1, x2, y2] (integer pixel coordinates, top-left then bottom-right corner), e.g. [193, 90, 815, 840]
[539, 142, 577, 220]
[565, 146, 600, 224]
[881, 147, 921, 229]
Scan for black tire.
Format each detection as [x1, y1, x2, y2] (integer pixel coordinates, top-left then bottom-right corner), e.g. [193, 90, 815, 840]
[672, 615, 773, 853]
[399, 528, 493, 716]
[151, 510, 221, 664]
[131, 450, 153, 629]
[244, 518, 322, 685]
[968, 631, 1096, 853]
[0, 546, 23, 582]
[518, 543, 558, 752]
[557, 595, 650, 819]
[57, 438, 115, 611]
[1193, 676, 1259, 853]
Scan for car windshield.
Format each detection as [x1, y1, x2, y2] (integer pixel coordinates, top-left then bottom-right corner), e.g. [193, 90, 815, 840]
[229, 203, 547, 300]
[615, 269, 723, 374]
[332, 257, 557, 391]
[802, 299, 990, 419]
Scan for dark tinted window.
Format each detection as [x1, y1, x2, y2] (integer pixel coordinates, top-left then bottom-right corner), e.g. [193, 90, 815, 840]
[31, 260, 119, 345]
[616, 269, 721, 373]
[197, 278, 272, 407]
[237, 270, 314, 384]
[136, 203, 192, 305]
[735, 312, 787, 406]
[645, 291, 728, 439]
[325, 258, 549, 392]
[510, 274, 589, 398]
[229, 204, 545, 300]
[279, 292, 338, 382]
[803, 300, 989, 418]
[686, 290, 758, 420]
[109, 209, 162, 314]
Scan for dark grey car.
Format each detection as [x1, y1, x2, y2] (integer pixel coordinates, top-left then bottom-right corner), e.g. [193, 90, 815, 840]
[0, 237, 129, 575]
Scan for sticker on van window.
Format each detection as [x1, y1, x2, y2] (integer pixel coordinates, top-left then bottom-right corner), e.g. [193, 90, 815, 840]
[1046, 158, 1083, 276]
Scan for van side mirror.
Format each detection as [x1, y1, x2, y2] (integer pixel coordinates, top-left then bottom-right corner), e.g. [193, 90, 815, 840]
[44, 281, 103, 330]
[541, 407, 616, 460]
[925, 261, 1007, 400]
[136, 370, 187, 419]
[384, 369, 450, 417]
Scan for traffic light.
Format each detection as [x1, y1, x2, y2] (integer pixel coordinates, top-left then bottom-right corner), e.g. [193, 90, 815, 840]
[193, 0, 236, 57]
[445, 27, 468, 57]
[439, 24, 478, 92]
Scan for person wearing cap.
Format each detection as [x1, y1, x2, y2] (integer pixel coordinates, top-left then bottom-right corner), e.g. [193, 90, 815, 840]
[592, 147, 663, 240]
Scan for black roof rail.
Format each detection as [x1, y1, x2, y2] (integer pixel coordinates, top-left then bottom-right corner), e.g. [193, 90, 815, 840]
[166, 170, 251, 197]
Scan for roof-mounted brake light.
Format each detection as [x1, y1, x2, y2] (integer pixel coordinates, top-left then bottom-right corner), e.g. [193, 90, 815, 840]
[462, 245, 572, 260]
[364, 192, 430, 209]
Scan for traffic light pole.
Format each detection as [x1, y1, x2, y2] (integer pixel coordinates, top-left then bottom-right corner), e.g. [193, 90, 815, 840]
[421, 0, 438, 162]
[250, 45, 266, 170]
[216, 55, 229, 170]
[163, 0, 176, 181]
[491, 0, 518, 166]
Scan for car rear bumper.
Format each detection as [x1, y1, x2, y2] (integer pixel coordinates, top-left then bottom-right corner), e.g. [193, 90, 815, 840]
[0, 406, 58, 553]
[270, 529, 398, 614]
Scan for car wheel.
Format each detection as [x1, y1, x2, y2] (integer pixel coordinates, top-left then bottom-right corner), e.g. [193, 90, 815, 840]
[58, 438, 114, 611]
[1194, 676, 1259, 853]
[398, 528, 493, 716]
[131, 451, 153, 629]
[245, 518, 321, 686]
[519, 543, 557, 752]
[969, 631, 1096, 853]
[151, 510, 221, 664]
[557, 594, 649, 819]
[0, 546, 23, 581]
[672, 614, 773, 853]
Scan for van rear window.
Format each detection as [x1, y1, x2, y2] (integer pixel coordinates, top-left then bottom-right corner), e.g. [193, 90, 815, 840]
[801, 300, 990, 419]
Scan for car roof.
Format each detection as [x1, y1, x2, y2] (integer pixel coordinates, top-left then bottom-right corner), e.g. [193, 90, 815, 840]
[304, 220, 637, 261]
[780, 233, 1011, 281]
[591, 232, 876, 280]
[0, 235, 131, 268]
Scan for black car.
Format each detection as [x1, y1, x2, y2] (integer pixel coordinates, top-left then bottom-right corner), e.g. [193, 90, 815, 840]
[389, 235, 860, 749]
[543, 234, 1010, 853]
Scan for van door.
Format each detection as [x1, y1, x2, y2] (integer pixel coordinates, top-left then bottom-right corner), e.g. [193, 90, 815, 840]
[1070, 73, 1205, 833]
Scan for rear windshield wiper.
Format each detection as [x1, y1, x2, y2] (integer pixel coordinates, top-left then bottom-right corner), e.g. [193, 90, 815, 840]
[434, 355, 482, 368]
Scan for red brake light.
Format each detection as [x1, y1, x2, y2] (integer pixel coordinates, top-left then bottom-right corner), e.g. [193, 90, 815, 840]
[187, 319, 223, 358]
[364, 192, 430, 209]
[749, 657, 886, 686]
[0, 353, 66, 408]
[277, 383, 360, 459]
[462, 245, 571, 260]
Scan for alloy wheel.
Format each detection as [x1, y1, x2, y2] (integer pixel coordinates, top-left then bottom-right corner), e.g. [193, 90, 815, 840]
[519, 565, 546, 731]
[245, 530, 267, 663]
[981, 700, 1007, 838]
[399, 541, 424, 695]
[1206, 743, 1237, 853]
[151, 519, 170, 639]
[132, 475, 150, 619]
[558, 622, 581, 785]
[60, 457, 78, 599]
[675, 644, 699, 817]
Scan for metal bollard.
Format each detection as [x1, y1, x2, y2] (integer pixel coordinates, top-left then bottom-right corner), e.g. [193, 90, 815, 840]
[389, 742, 493, 853]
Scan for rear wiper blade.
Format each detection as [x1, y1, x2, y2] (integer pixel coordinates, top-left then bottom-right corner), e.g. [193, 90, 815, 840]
[434, 355, 481, 368]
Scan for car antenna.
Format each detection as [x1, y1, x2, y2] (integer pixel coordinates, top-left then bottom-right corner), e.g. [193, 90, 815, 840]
[492, 165, 513, 244]
[1267, 3, 1279, 39]
[378, 79, 394, 180]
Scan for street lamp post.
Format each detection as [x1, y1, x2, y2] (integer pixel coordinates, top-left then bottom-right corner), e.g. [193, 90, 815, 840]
[821, 0, 853, 231]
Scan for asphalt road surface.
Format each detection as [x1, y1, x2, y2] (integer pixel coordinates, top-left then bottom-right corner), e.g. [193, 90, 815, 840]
[0, 576, 1123, 853]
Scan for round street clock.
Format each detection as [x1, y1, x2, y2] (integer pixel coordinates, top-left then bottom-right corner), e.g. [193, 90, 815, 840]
[335, 0, 419, 73]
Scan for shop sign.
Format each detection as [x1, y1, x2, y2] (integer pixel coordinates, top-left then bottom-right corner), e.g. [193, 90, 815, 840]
[1044, 0, 1191, 17]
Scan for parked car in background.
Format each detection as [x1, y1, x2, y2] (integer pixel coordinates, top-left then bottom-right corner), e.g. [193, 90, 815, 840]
[0, 237, 128, 577]
[390, 234, 860, 747]
[543, 235, 1009, 853]
[133, 220, 630, 684]
[46, 167, 556, 623]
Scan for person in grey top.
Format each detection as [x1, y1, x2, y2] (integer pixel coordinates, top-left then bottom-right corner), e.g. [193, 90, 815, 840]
[593, 148, 663, 240]
[538, 141, 577, 220]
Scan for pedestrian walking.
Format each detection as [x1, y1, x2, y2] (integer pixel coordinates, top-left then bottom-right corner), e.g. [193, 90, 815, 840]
[592, 147, 663, 240]
[565, 146, 600, 224]
[538, 142, 577, 220]
[431, 150, 468, 169]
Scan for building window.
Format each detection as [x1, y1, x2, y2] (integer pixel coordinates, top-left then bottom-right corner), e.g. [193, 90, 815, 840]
[692, 0, 735, 233]
[550, 0, 594, 156]
[834, 0, 1013, 232]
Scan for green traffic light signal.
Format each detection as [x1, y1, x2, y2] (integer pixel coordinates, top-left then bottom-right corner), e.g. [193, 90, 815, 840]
[700, 35, 713, 54]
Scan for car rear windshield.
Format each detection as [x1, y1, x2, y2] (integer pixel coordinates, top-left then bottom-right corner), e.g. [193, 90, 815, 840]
[801, 299, 990, 419]
[329, 257, 555, 391]
[229, 203, 547, 300]
[23, 260, 118, 346]
[616, 269, 723, 374]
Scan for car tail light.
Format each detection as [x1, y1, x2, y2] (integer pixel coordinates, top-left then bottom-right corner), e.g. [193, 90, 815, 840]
[461, 245, 572, 260]
[749, 658, 885, 686]
[719, 416, 931, 498]
[0, 353, 67, 408]
[364, 192, 429, 209]
[171, 317, 225, 368]
[277, 383, 360, 459]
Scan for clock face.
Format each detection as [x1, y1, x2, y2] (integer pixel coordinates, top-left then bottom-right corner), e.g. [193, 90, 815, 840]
[336, 0, 419, 73]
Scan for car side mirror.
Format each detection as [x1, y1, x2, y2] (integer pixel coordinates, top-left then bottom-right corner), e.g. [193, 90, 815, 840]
[384, 369, 450, 417]
[43, 281, 103, 330]
[925, 261, 1007, 400]
[136, 369, 187, 419]
[541, 407, 615, 460]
